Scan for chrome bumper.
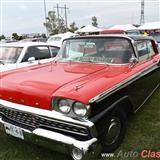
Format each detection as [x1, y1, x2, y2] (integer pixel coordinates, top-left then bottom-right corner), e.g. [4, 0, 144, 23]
[0, 99, 101, 160]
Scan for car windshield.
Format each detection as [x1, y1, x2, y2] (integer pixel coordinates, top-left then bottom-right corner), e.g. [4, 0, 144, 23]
[57, 38, 133, 64]
[0, 46, 23, 64]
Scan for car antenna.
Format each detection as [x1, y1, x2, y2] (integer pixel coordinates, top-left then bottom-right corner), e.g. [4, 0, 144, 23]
[38, 58, 40, 64]
[50, 58, 57, 72]
[50, 59, 53, 72]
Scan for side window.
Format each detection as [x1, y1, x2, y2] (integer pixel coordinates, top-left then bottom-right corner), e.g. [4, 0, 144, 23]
[22, 46, 51, 62]
[136, 41, 148, 62]
[136, 40, 156, 62]
[103, 39, 133, 63]
[50, 46, 59, 57]
[147, 41, 155, 57]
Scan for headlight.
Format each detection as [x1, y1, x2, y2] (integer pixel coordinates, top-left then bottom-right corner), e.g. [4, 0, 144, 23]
[58, 99, 71, 114]
[53, 97, 90, 119]
[73, 102, 90, 117]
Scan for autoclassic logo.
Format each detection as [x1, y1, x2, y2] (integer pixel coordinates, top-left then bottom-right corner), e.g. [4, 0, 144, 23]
[141, 150, 160, 159]
[101, 149, 160, 159]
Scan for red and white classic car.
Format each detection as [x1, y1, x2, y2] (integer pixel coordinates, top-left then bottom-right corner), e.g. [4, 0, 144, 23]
[0, 35, 160, 160]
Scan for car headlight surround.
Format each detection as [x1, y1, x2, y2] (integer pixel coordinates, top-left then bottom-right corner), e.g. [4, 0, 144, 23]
[72, 101, 90, 118]
[53, 97, 90, 119]
[57, 99, 71, 114]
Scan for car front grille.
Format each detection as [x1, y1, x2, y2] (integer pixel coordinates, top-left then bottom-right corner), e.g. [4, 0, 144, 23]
[0, 105, 89, 138]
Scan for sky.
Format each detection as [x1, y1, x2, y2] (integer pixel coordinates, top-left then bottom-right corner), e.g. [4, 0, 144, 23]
[0, 0, 160, 36]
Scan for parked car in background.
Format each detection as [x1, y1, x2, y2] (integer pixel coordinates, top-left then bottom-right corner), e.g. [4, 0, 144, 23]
[47, 32, 79, 47]
[19, 37, 47, 42]
[0, 39, 17, 43]
[0, 35, 159, 160]
[100, 29, 140, 35]
[150, 32, 160, 47]
[0, 42, 60, 72]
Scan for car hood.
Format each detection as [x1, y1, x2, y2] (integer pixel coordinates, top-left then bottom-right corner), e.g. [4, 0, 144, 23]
[0, 62, 108, 109]
[0, 64, 17, 72]
[0, 58, 56, 72]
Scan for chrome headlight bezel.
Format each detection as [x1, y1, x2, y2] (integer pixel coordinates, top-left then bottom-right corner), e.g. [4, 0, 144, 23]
[57, 98, 72, 114]
[52, 97, 90, 119]
[72, 101, 90, 118]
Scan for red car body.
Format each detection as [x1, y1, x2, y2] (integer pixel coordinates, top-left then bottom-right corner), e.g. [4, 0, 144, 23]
[1, 59, 158, 108]
[0, 35, 160, 160]
[100, 29, 127, 34]
[100, 29, 140, 35]
[1, 63, 133, 108]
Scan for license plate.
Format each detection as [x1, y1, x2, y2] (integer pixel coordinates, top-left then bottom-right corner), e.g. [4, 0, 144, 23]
[4, 123, 24, 140]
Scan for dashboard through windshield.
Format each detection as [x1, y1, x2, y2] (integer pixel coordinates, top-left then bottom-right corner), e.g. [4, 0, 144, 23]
[57, 38, 134, 64]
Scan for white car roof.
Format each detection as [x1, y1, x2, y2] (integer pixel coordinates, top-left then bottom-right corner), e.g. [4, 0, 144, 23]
[48, 32, 78, 39]
[1, 42, 60, 48]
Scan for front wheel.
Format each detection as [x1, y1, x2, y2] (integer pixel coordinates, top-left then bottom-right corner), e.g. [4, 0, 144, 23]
[101, 108, 127, 153]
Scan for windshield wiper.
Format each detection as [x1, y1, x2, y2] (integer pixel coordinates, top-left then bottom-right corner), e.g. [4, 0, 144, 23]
[0, 60, 4, 65]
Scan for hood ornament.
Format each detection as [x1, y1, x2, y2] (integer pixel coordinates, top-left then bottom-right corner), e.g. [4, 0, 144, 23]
[74, 84, 83, 91]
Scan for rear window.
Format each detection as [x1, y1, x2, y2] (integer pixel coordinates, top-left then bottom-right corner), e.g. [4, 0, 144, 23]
[136, 40, 155, 61]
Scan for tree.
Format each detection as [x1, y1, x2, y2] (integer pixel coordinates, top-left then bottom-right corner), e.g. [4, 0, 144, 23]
[43, 11, 58, 35]
[12, 33, 21, 40]
[91, 16, 98, 27]
[0, 35, 5, 40]
[43, 11, 66, 35]
[58, 18, 66, 33]
[68, 21, 78, 33]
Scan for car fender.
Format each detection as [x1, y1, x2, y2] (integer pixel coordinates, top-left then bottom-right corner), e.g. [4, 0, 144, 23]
[90, 95, 133, 123]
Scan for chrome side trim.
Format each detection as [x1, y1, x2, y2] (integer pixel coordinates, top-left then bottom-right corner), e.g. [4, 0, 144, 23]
[89, 74, 139, 103]
[134, 84, 160, 113]
[89, 63, 160, 103]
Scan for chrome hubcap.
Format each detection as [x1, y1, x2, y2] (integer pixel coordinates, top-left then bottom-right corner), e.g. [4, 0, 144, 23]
[105, 117, 121, 145]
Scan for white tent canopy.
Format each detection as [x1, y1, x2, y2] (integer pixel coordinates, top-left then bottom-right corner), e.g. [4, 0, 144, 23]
[138, 22, 160, 30]
[54, 32, 78, 37]
[75, 25, 102, 33]
[108, 24, 138, 31]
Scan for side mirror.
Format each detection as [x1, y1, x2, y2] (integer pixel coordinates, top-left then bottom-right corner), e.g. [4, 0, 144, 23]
[129, 56, 138, 67]
[28, 57, 35, 63]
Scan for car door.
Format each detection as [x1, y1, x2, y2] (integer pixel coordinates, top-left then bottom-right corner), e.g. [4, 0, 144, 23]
[18, 45, 58, 67]
[128, 39, 160, 111]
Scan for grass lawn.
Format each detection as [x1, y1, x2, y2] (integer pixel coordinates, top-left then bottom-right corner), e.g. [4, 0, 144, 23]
[0, 90, 159, 160]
